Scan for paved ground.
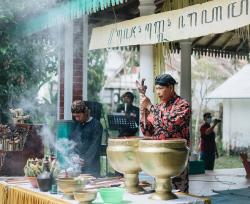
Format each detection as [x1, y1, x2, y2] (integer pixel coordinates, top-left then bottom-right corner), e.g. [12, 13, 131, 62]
[189, 168, 250, 196]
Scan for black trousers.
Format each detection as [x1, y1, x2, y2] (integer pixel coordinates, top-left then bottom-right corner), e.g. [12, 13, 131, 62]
[200, 152, 215, 170]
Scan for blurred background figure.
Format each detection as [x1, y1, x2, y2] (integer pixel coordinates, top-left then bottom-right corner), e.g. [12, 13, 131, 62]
[116, 92, 139, 137]
[200, 112, 221, 170]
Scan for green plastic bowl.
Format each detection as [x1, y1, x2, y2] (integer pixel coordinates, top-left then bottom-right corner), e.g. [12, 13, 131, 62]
[98, 187, 125, 203]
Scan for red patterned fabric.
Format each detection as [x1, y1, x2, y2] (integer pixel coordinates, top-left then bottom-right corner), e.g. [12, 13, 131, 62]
[140, 94, 191, 145]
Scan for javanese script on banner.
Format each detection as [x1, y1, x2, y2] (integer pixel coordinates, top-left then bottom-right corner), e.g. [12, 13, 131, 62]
[89, 0, 250, 50]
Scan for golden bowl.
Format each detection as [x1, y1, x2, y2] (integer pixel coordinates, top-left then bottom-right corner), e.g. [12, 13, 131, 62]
[107, 138, 142, 193]
[73, 190, 97, 204]
[137, 139, 189, 200]
[57, 178, 84, 198]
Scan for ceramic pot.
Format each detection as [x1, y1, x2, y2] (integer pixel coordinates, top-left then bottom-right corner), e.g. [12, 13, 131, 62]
[26, 176, 38, 188]
[57, 177, 84, 199]
[37, 171, 52, 192]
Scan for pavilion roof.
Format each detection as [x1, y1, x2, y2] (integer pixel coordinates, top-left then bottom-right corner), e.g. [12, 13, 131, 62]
[16, 0, 137, 36]
[16, 0, 250, 59]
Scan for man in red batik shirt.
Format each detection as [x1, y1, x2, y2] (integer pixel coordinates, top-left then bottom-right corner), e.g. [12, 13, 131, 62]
[140, 74, 191, 193]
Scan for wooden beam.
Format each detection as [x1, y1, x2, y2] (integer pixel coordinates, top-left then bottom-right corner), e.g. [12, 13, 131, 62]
[191, 37, 203, 48]
[236, 39, 247, 52]
[205, 34, 222, 48]
[222, 33, 236, 50]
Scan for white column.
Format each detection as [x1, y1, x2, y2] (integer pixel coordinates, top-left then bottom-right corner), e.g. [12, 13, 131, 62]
[139, 1, 155, 136]
[82, 15, 88, 100]
[64, 21, 74, 120]
[139, 0, 155, 102]
[139, 46, 154, 100]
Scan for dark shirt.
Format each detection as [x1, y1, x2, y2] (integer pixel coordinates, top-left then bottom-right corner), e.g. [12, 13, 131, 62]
[116, 104, 139, 136]
[70, 118, 103, 177]
[200, 123, 216, 153]
[140, 94, 191, 145]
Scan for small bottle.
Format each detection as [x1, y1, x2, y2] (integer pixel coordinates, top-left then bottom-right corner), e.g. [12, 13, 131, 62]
[43, 156, 50, 172]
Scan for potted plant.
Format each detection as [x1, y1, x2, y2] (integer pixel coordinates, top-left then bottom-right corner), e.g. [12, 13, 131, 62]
[24, 158, 43, 188]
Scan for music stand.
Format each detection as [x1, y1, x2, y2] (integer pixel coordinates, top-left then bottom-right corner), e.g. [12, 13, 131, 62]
[107, 113, 138, 131]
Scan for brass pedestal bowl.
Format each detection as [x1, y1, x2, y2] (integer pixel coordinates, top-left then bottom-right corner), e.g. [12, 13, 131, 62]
[57, 178, 84, 199]
[137, 139, 189, 200]
[107, 138, 142, 193]
[73, 190, 97, 204]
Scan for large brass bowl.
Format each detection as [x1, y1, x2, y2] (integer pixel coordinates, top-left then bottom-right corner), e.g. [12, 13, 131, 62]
[107, 138, 142, 193]
[137, 139, 189, 200]
[57, 178, 84, 199]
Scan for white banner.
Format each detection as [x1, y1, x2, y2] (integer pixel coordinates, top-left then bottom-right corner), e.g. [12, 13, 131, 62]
[89, 0, 250, 50]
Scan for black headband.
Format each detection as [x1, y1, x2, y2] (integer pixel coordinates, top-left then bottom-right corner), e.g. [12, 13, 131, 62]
[155, 74, 177, 86]
[71, 100, 87, 113]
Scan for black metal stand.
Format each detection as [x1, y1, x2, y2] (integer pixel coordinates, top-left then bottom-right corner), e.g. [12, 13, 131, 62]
[107, 113, 138, 131]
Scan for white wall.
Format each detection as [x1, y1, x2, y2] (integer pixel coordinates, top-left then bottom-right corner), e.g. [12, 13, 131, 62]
[223, 99, 250, 151]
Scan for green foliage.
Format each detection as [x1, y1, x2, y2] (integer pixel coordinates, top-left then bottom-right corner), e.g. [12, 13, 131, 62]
[87, 49, 107, 101]
[0, 6, 58, 123]
[215, 155, 242, 169]
[24, 157, 60, 177]
[24, 158, 43, 177]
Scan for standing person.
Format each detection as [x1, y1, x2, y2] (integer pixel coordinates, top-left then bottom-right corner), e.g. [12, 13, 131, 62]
[70, 100, 103, 177]
[200, 112, 220, 170]
[116, 92, 139, 136]
[139, 74, 191, 193]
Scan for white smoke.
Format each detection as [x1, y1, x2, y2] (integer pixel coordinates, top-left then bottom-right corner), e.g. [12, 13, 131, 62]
[39, 125, 82, 176]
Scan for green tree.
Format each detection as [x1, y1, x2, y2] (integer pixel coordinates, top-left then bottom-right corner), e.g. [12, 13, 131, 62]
[0, 6, 58, 123]
[87, 49, 107, 101]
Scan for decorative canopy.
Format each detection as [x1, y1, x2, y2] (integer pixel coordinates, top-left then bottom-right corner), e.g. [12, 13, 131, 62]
[16, 0, 127, 35]
[155, 0, 250, 59]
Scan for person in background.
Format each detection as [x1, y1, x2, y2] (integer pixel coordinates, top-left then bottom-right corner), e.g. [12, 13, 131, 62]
[139, 74, 191, 193]
[116, 92, 139, 136]
[70, 100, 103, 177]
[200, 112, 220, 170]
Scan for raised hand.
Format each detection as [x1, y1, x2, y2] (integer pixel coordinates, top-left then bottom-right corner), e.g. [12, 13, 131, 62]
[136, 79, 150, 129]
[136, 78, 147, 95]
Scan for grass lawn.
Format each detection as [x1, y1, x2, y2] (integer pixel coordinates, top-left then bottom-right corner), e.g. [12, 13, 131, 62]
[215, 154, 243, 169]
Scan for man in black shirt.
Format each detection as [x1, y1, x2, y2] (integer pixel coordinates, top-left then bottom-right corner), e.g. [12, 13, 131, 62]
[116, 92, 139, 137]
[70, 100, 103, 177]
